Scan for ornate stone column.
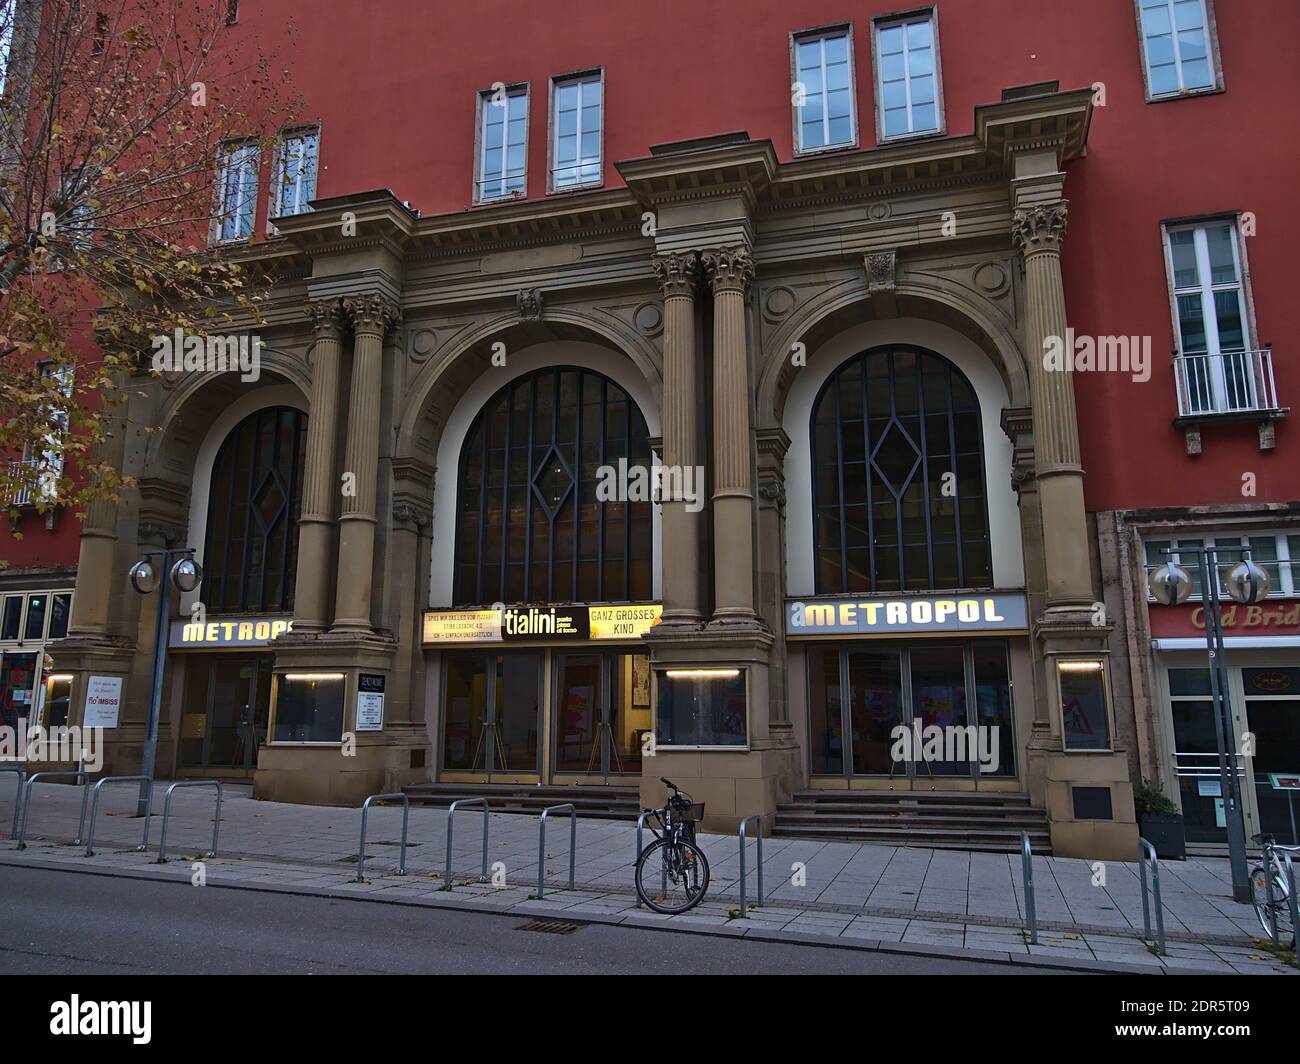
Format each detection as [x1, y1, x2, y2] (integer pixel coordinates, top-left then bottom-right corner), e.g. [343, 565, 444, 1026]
[293, 298, 346, 632]
[701, 247, 758, 627]
[1012, 201, 1093, 608]
[651, 250, 702, 629]
[331, 293, 400, 634]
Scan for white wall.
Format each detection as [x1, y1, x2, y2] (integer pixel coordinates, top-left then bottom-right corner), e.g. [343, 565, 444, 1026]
[783, 318, 1025, 597]
[428, 342, 663, 608]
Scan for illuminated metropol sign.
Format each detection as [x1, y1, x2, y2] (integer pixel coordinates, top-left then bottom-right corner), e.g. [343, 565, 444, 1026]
[787, 593, 1028, 637]
[169, 617, 294, 648]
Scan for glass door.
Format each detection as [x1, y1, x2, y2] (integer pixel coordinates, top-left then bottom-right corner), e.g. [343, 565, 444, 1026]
[552, 650, 650, 779]
[442, 652, 542, 778]
[0, 651, 39, 732]
[179, 655, 271, 772]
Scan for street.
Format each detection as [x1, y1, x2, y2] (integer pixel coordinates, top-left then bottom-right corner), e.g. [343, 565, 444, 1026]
[0, 865, 1052, 975]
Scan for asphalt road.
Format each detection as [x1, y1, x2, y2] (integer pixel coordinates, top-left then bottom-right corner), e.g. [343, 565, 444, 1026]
[0, 864, 1051, 975]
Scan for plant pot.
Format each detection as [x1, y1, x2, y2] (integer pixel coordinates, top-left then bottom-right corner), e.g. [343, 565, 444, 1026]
[1139, 813, 1186, 861]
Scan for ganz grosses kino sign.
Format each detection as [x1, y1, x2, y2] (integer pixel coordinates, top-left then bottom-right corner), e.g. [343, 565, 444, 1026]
[786, 593, 1029, 637]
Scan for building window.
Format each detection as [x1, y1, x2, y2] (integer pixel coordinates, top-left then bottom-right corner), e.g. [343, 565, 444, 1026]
[454, 366, 653, 605]
[550, 71, 602, 191]
[91, 12, 108, 56]
[476, 84, 528, 202]
[226, 0, 240, 26]
[656, 668, 748, 748]
[873, 9, 943, 140]
[12, 362, 73, 505]
[269, 126, 319, 225]
[270, 672, 344, 744]
[1145, 531, 1300, 600]
[202, 406, 307, 612]
[212, 140, 259, 243]
[792, 27, 856, 153]
[1136, 0, 1220, 99]
[0, 590, 72, 643]
[811, 345, 991, 594]
[1059, 659, 1113, 751]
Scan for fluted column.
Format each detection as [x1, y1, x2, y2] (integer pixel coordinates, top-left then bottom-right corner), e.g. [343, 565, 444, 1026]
[292, 298, 346, 632]
[1013, 201, 1092, 607]
[701, 247, 758, 626]
[651, 251, 702, 628]
[331, 293, 400, 634]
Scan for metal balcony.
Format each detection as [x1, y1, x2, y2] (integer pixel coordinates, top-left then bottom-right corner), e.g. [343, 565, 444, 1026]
[1172, 346, 1285, 454]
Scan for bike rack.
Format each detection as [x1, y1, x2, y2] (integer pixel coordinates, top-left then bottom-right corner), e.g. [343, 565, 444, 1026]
[634, 810, 653, 909]
[536, 803, 576, 899]
[1283, 851, 1300, 948]
[1, 766, 25, 840]
[85, 776, 154, 856]
[16, 769, 91, 849]
[156, 780, 224, 864]
[1262, 848, 1299, 949]
[1020, 831, 1038, 945]
[738, 814, 765, 916]
[444, 798, 490, 887]
[1138, 837, 1166, 956]
[355, 792, 410, 882]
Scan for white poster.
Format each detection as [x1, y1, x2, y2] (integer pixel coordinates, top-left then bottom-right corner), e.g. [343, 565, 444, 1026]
[355, 691, 385, 733]
[83, 675, 123, 729]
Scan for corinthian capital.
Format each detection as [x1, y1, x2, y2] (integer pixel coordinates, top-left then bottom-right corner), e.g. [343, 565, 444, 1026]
[651, 251, 699, 298]
[305, 297, 346, 340]
[1012, 202, 1069, 255]
[343, 293, 402, 339]
[700, 246, 754, 295]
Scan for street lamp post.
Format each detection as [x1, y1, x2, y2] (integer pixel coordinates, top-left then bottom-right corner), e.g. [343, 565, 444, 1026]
[1149, 545, 1269, 904]
[128, 549, 201, 818]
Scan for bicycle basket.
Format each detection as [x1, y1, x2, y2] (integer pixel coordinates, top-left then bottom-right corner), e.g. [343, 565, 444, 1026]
[670, 801, 705, 824]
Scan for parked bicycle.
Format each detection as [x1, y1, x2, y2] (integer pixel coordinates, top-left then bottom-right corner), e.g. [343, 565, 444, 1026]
[1249, 833, 1298, 947]
[635, 777, 710, 914]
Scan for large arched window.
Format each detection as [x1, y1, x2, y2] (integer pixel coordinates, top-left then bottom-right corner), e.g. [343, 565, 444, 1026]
[811, 345, 990, 593]
[202, 406, 307, 611]
[455, 365, 653, 605]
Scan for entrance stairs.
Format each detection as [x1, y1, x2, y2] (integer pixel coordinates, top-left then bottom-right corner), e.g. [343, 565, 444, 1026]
[403, 782, 641, 821]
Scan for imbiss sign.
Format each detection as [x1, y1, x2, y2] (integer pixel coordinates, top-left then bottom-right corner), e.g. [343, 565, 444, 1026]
[787, 593, 1029, 637]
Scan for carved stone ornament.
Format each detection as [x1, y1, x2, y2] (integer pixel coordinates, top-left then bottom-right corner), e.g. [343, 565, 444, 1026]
[343, 293, 402, 338]
[305, 298, 346, 339]
[392, 501, 431, 529]
[1012, 202, 1069, 254]
[700, 247, 755, 295]
[517, 287, 545, 322]
[865, 250, 897, 294]
[651, 251, 699, 298]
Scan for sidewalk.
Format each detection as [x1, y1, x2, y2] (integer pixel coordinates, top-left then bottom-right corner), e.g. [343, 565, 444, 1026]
[1, 780, 1294, 975]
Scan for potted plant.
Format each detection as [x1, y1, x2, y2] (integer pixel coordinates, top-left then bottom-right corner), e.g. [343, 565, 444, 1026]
[1134, 777, 1186, 860]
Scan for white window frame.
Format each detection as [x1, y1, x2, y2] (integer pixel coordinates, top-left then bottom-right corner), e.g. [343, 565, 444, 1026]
[211, 139, 259, 245]
[474, 83, 529, 204]
[871, 7, 944, 143]
[14, 362, 72, 505]
[790, 25, 858, 156]
[547, 69, 603, 194]
[0, 588, 74, 645]
[1145, 530, 1300, 601]
[268, 124, 320, 231]
[1134, 0, 1224, 101]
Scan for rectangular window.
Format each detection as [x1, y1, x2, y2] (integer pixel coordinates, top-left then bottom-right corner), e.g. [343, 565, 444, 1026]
[49, 592, 72, 639]
[270, 126, 319, 225]
[212, 140, 259, 243]
[16, 362, 73, 503]
[655, 668, 747, 748]
[226, 0, 239, 26]
[1059, 659, 1112, 751]
[873, 9, 942, 140]
[550, 72, 602, 191]
[476, 85, 528, 202]
[1146, 531, 1299, 600]
[271, 672, 345, 743]
[793, 28, 856, 153]
[1137, 0, 1219, 99]
[0, 596, 21, 640]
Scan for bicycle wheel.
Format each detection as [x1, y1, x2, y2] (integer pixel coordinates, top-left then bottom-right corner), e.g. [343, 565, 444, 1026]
[635, 837, 710, 915]
[1249, 864, 1291, 942]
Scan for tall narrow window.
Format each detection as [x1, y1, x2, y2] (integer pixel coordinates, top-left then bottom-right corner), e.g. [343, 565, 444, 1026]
[455, 366, 653, 605]
[476, 85, 528, 202]
[873, 10, 942, 140]
[15, 362, 73, 504]
[811, 345, 990, 594]
[793, 28, 855, 153]
[225, 0, 240, 25]
[1137, 0, 1218, 98]
[212, 140, 259, 243]
[550, 72, 602, 191]
[202, 406, 307, 612]
[270, 126, 319, 223]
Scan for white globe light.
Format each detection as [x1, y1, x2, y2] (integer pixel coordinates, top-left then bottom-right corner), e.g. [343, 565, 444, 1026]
[1148, 562, 1193, 606]
[1226, 559, 1270, 605]
[170, 556, 203, 593]
[129, 559, 159, 595]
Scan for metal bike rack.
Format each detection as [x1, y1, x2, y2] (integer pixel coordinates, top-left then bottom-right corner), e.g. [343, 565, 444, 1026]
[536, 803, 576, 899]
[738, 814, 765, 916]
[16, 769, 90, 849]
[355, 792, 410, 882]
[156, 780, 224, 864]
[1, 766, 25, 840]
[84, 776, 154, 857]
[634, 810, 653, 909]
[1138, 837, 1166, 955]
[444, 797, 490, 887]
[1020, 831, 1038, 945]
[1262, 849, 1299, 949]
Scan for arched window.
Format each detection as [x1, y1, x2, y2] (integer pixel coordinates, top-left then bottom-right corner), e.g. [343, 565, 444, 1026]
[455, 366, 653, 605]
[811, 345, 990, 593]
[202, 406, 307, 611]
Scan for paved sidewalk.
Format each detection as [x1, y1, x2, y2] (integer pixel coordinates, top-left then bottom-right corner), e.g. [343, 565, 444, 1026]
[1, 780, 1294, 975]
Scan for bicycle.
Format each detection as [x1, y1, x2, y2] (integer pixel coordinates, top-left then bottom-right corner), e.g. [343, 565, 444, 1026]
[1249, 833, 1298, 947]
[634, 777, 710, 914]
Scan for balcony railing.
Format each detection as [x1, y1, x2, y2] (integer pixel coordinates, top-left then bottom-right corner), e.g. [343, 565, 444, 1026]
[7, 459, 58, 508]
[1174, 346, 1279, 418]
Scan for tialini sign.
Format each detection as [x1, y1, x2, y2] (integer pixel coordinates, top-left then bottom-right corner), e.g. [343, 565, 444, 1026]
[422, 604, 662, 644]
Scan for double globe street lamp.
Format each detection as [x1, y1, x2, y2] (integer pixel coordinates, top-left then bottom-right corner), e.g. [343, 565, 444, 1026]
[128, 549, 201, 817]
[1149, 546, 1270, 902]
